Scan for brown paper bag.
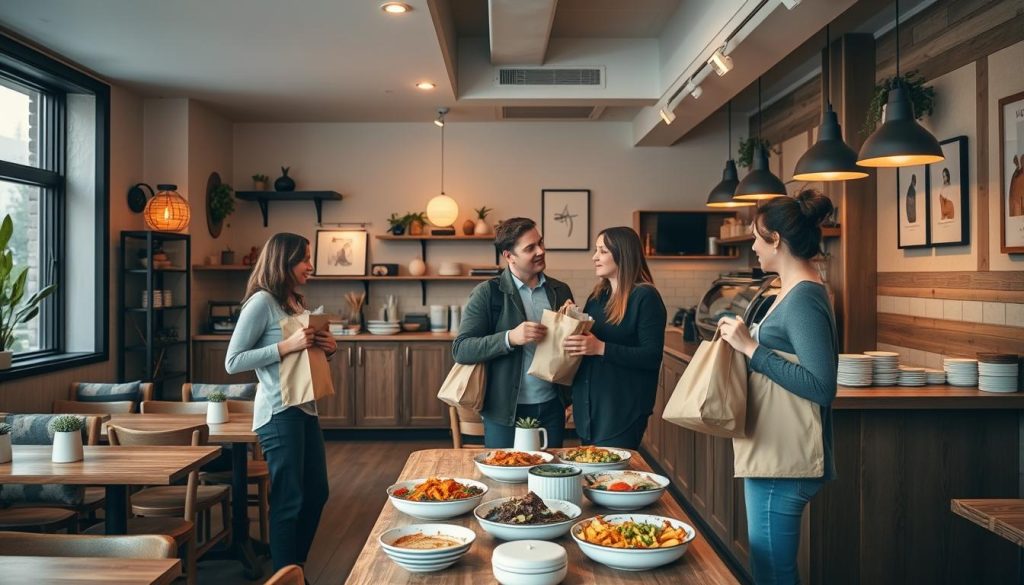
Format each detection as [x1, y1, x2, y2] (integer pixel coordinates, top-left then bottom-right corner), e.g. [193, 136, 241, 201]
[436, 362, 486, 413]
[662, 329, 748, 438]
[279, 313, 335, 407]
[527, 307, 595, 385]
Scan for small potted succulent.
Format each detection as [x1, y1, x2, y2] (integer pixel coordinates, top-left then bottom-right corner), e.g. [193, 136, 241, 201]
[0, 422, 11, 464]
[49, 415, 84, 463]
[206, 390, 229, 424]
[474, 206, 494, 235]
[387, 212, 407, 236]
[513, 416, 547, 451]
[1, 214, 56, 369]
[407, 212, 427, 236]
[251, 173, 269, 191]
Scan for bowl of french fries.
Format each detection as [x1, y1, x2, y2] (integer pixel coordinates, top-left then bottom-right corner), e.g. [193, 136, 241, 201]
[571, 514, 696, 571]
[387, 477, 489, 520]
[473, 450, 555, 483]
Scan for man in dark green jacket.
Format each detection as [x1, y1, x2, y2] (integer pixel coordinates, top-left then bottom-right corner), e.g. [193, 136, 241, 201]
[452, 217, 574, 448]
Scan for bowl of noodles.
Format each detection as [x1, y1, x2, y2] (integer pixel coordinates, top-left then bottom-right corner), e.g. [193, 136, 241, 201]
[386, 477, 488, 519]
[473, 450, 555, 483]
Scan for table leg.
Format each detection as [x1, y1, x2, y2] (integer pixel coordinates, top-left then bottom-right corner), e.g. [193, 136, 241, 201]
[231, 441, 262, 580]
[104, 485, 128, 534]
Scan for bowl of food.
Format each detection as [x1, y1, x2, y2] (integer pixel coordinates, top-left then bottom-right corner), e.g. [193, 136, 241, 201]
[571, 514, 695, 571]
[379, 523, 476, 573]
[401, 322, 423, 332]
[582, 471, 669, 510]
[555, 446, 631, 471]
[473, 450, 555, 483]
[473, 491, 581, 541]
[387, 477, 488, 520]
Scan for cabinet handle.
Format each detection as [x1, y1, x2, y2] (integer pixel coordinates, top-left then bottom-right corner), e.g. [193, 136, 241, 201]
[358, 346, 364, 367]
[347, 346, 353, 366]
[405, 346, 411, 367]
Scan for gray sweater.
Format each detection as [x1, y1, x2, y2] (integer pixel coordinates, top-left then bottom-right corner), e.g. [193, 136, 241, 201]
[749, 281, 838, 480]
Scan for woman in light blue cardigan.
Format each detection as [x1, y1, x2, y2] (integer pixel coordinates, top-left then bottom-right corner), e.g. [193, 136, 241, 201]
[225, 233, 336, 571]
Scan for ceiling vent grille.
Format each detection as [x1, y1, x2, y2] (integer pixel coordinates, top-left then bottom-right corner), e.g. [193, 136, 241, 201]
[497, 68, 603, 86]
[500, 106, 602, 120]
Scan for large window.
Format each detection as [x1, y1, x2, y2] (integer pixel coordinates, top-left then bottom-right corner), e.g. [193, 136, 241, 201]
[0, 35, 109, 379]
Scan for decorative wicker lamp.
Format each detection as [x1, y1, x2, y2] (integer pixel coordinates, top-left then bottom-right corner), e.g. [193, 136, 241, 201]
[144, 184, 191, 232]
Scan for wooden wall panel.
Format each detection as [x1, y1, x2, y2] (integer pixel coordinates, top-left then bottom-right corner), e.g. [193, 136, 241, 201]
[878, 271, 1024, 290]
[877, 313, 1024, 356]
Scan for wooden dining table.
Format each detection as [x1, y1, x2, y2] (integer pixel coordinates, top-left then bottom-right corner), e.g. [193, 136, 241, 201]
[951, 499, 1024, 547]
[345, 448, 739, 585]
[104, 413, 264, 579]
[1, 555, 181, 584]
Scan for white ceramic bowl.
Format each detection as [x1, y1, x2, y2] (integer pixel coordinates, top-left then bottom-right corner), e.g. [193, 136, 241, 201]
[582, 471, 670, 511]
[474, 451, 555, 483]
[473, 497, 581, 541]
[554, 447, 632, 472]
[379, 523, 476, 573]
[386, 478, 488, 520]
[571, 514, 695, 571]
[493, 563, 568, 585]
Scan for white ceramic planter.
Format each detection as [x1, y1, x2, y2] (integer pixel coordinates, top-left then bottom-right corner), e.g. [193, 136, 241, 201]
[0, 434, 12, 464]
[474, 219, 492, 235]
[52, 430, 83, 463]
[513, 427, 548, 451]
[207, 401, 229, 424]
[0, 350, 11, 370]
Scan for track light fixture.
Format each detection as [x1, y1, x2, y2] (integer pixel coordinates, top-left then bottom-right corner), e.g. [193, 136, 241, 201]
[690, 84, 703, 99]
[781, 0, 801, 10]
[434, 107, 448, 127]
[708, 47, 733, 76]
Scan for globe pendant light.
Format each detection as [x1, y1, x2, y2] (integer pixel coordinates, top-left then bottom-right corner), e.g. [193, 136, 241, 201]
[144, 184, 190, 232]
[857, 0, 943, 168]
[426, 107, 459, 229]
[707, 101, 753, 207]
[734, 78, 787, 200]
[793, 26, 868, 181]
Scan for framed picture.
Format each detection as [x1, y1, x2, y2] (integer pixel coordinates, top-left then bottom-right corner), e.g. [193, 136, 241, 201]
[314, 229, 367, 276]
[999, 90, 1024, 253]
[897, 164, 929, 249]
[927, 136, 969, 247]
[541, 189, 591, 250]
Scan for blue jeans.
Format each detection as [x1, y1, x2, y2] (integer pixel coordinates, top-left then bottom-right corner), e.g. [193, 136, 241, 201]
[744, 477, 825, 585]
[482, 397, 565, 448]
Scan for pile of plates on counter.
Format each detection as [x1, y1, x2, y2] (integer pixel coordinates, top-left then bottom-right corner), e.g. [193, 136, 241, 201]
[897, 366, 927, 387]
[924, 368, 946, 385]
[944, 358, 979, 387]
[977, 354, 1020, 393]
[864, 351, 900, 386]
[366, 320, 401, 335]
[838, 354, 874, 387]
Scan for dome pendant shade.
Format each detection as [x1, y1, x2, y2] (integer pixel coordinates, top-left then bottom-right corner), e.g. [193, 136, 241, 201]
[857, 82, 944, 167]
[793, 107, 869, 181]
[734, 147, 786, 200]
[426, 193, 459, 227]
[144, 184, 191, 232]
[706, 160, 752, 207]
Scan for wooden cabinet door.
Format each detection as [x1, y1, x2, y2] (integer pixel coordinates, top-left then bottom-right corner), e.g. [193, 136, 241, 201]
[645, 363, 665, 462]
[318, 342, 355, 428]
[708, 435, 734, 541]
[403, 342, 452, 428]
[354, 342, 402, 427]
[192, 341, 257, 384]
[659, 357, 687, 479]
[661, 358, 691, 497]
[691, 430, 711, 518]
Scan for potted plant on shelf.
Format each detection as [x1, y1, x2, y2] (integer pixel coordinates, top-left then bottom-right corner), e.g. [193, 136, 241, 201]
[513, 416, 548, 451]
[207, 183, 236, 238]
[251, 173, 269, 191]
[0, 422, 11, 464]
[0, 214, 57, 370]
[407, 212, 427, 236]
[206, 390, 229, 424]
[862, 70, 935, 136]
[386, 213, 407, 236]
[50, 415, 84, 463]
[474, 206, 494, 235]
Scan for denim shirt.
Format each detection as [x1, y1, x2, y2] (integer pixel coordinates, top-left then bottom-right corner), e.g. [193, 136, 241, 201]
[502, 272, 556, 405]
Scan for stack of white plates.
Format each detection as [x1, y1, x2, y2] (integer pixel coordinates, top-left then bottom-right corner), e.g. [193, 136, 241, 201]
[944, 358, 979, 387]
[378, 524, 475, 573]
[838, 354, 874, 387]
[864, 351, 900, 386]
[977, 354, 1020, 393]
[924, 368, 946, 385]
[366, 319, 401, 335]
[897, 366, 927, 387]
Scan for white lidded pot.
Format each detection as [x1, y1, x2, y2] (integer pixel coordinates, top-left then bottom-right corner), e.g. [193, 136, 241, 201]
[528, 465, 582, 507]
[492, 540, 567, 585]
[207, 401, 229, 424]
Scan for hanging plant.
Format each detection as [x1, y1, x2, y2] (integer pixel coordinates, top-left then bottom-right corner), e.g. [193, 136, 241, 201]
[737, 136, 771, 169]
[209, 184, 236, 223]
[862, 71, 935, 136]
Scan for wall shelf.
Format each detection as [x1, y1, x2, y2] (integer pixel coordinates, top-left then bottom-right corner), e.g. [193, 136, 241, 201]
[644, 254, 740, 261]
[235, 190, 343, 227]
[717, 225, 842, 246]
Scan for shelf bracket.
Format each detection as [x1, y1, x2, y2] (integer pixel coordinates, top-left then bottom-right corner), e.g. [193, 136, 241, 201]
[361, 280, 369, 299]
[314, 198, 324, 226]
[419, 240, 427, 264]
[257, 200, 270, 227]
[420, 281, 427, 305]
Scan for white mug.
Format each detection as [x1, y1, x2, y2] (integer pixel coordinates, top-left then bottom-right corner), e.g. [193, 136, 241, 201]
[513, 427, 548, 452]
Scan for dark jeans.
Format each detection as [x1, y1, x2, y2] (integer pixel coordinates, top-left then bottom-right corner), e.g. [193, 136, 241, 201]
[256, 407, 330, 571]
[744, 477, 825, 584]
[482, 397, 565, 448]
[579, 415, 649, 450]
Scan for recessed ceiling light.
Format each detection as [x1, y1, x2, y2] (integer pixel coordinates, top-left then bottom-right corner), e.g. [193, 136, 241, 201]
[381, 2, 412, 14]
[416, 81, 436, 90]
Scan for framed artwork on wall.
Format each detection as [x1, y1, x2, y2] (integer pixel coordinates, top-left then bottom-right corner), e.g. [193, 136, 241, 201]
[897, 165, 929, 249]
[927, 136, 969, 247]
[541, 189, 591, 251]
[314, 229, 367, 276]
[999, 90, 1024, 254]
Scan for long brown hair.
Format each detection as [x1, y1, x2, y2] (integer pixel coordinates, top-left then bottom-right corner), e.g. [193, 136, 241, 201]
[243, 233, 309, 314]
[589, 226, 654, 325]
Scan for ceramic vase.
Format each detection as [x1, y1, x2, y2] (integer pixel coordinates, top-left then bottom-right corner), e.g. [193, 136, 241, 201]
[474, 219, 493, 235]
[207, 401, 229, 424]
[274, 166, 296, 192]
[408, 257, 426, 276]
[0, 434, 11, 464]
[462, 219, 475, 236]
[513, 427, 548, 451]
[52, 431, 83, 463]
[409, 220, 424, 236]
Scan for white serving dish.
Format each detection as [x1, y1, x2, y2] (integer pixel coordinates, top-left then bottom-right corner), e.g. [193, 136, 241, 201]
[582, 471, 669, 511]
[378, 523, 475, 573]
[528, 465, 583, 506]
[474, 451, 555, 483]
[492, 540, 568, 585]
[474, 497, 581, 541]
[438, 261, 462, 276]
[571, 514, 695, 571]
[386, 478, 488, 520]
[554, 447, 632, 472]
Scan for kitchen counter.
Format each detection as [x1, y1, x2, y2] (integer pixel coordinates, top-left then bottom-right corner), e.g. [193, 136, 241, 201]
[193, 332, 456, 342]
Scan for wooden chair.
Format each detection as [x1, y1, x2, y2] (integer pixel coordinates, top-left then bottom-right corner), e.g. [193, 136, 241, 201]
[0, 531, 176, 558]
[180, 382, 257, 403]
[448, 406, 485, 449]
[140, 400, 256, 415]
[69, 382, 154, 412]
[53, 399, 135, 415]
[264, 564, 305, 585]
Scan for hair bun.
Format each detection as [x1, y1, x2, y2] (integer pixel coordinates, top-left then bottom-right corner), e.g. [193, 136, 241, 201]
[795, 189, 834, 227]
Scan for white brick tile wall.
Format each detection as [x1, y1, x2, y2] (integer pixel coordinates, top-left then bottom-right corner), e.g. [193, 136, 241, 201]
[942, 300, 963, 321]
[962, 301, 983, 323]
[892, 296, 911, 315]
[1007, 304, 1024, 328]
[925, 298, 944, 319]
[908, 297, 928, 317]
[982, 302, 1006, 325]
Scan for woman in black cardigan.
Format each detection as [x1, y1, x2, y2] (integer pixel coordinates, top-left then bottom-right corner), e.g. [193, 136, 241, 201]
[564, 226, 667, 449]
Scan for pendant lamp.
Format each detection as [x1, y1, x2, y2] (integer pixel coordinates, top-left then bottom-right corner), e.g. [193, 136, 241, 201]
[734, 78, 787, 200]
[707, 102, 753, 207]
[857, 0, 943, 167]
[426, 107, 459, 229]
[793, 26, 868, 181]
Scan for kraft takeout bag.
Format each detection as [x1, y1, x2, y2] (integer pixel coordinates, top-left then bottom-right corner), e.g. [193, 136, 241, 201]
[278, 313, 335, 406]
[436, 362, 486, 413]
[527, 306, 594, 385]
[662, 329, 748, 438]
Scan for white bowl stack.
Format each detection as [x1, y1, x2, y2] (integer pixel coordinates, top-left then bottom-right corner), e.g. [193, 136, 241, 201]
[864, 351, 900, 386]
[366, 320, 401, 335]
[977, 354, 1020, 393]
[837, 354, 874, 387]
[897, 366, 927, 387]
[924, 368, 946, 385]
[378, 524, 476, 573]
[944, 358, 979, 387]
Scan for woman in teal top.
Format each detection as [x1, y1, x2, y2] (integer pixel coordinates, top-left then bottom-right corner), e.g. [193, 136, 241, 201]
[225, 233, 336, 571]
